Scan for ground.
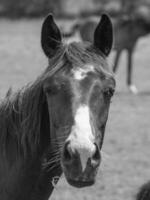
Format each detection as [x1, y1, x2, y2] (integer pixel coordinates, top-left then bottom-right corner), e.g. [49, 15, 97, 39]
[0, 19, 150, 200]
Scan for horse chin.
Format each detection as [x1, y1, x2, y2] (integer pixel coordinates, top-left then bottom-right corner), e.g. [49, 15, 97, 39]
[61, 158, 99, 188]
[66, 178, 95, 188]
[62, 167, 97, 188]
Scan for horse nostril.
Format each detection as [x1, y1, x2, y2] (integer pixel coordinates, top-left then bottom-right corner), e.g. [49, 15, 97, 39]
[63, 141, 72, 162]
[91, 143, 101, 166]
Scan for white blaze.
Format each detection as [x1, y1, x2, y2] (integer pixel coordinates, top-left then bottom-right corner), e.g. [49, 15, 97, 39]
[67, 105, 96, 171]
[73, 65, 94, 80]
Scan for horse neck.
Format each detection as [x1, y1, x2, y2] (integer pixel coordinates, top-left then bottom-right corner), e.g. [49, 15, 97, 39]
[21, 81, 51, 156]
[21, 81, 62, 173]
[25, 82, 63, 175]
[0, 80, 51, 163]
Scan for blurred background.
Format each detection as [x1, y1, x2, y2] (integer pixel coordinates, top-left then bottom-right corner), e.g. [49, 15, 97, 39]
[0, 0, 150, 200]
[0, 0, 149, 18]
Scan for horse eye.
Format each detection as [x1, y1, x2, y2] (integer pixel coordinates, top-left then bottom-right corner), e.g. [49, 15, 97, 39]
[44, 84, 61, 95]
[103, 88, 114, 98]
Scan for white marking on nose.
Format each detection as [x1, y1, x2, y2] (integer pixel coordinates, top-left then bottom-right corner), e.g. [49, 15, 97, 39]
[67, 105, 96, 171]
[73, 65, 94, 80]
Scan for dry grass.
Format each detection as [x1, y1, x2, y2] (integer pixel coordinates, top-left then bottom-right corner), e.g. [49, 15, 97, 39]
[0, 19, 150, 200]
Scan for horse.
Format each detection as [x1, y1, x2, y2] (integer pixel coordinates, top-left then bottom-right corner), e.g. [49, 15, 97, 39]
[136, 181, 150, 200]
[64, 14, 150, 94]
[0, 14, 115, 200]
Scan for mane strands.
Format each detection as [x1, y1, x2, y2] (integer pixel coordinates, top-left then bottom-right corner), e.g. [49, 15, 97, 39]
[0, 79, 46, 160]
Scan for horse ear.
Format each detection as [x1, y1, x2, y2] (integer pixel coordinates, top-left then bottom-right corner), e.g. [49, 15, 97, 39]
[41, 14, 62, 58]
[94, 14, 113, 56]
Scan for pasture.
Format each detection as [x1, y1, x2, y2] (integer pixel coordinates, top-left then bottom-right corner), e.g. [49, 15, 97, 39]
[0, 19, 150, 200]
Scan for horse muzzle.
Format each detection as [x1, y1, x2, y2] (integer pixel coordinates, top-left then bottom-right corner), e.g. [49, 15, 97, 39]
[61, 141, 101, 188]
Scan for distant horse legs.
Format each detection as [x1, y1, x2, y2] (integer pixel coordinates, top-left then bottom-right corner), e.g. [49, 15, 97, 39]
[113, 50, 122, 73]
[127, 48, 138, 94]
[113, 48, 138, 94]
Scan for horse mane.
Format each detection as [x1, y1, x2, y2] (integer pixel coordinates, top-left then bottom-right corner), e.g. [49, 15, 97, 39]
[0, 41, 113, 164]
[0, 79, 46, 161]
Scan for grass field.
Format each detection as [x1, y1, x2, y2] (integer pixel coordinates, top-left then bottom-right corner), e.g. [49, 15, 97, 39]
[0, 19, 150, 200]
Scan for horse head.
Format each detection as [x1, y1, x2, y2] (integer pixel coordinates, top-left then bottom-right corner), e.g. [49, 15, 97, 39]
[41, 14, 115, 188]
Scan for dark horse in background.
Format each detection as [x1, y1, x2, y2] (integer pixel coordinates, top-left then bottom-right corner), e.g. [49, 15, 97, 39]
[64, 14, 150, 94]
[0, 14, 115, 200]
[136, 181, 150, 200]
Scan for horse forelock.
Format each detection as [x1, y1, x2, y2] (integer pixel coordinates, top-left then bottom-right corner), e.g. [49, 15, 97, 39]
[44, 42, 113, 79]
